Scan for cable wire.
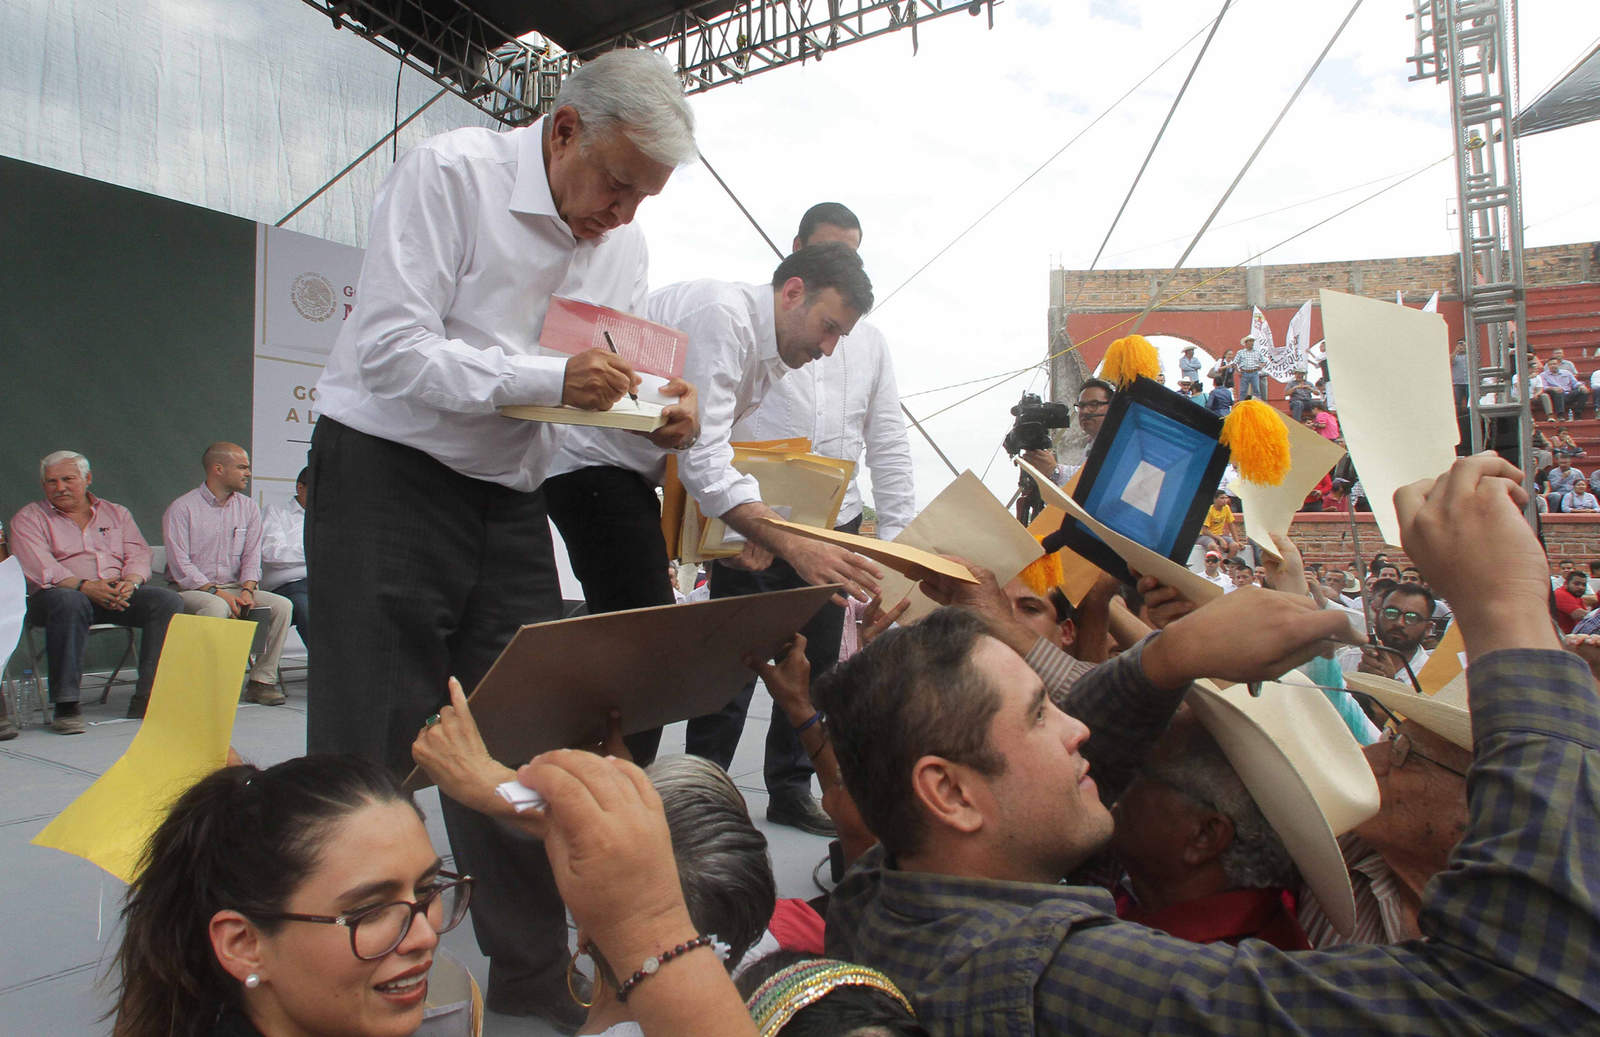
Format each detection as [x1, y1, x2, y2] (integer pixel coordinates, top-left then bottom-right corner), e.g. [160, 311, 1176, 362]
[1132, 0, 1366, 333]
[1077, 0, 1234, 291]
[871, 6, 1240, 313]
[908, 151, 1449, 421]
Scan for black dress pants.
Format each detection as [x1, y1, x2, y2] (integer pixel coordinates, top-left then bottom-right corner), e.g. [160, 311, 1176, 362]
[304, 417, 567, 1003]
[682, 515, 858, 799]
[26, 585, 181, 706]
[543, 464, 676, 763]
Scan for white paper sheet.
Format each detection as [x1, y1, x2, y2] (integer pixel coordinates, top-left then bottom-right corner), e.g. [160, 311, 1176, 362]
[1229, 411, 1347, 560]
[875, 471, 1045, 624]
[0, 557, 25, 665]
[1319, 290, 1459, 547]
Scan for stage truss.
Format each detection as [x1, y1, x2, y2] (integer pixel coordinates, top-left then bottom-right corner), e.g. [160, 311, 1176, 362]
[1407, 0, 1533, 508]
[298, 0, 998, 128]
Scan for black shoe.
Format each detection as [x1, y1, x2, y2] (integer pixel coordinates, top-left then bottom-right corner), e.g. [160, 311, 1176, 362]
[767, 792, 837, 837]
[485, 975, 587, 1034]
[125, 696, 148, 720]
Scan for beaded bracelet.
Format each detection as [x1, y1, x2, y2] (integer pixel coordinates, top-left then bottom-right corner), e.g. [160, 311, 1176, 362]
[615, 933, 721, 1003]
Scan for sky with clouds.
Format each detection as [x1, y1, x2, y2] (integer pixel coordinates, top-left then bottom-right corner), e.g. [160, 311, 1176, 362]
[636, 0, 1600, 509]
[4, 0, 1598, 513]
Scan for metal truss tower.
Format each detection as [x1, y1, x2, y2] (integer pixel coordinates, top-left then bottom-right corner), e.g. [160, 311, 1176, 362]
[1407, 0, 1533, 506]
[299, 0, 997, 128]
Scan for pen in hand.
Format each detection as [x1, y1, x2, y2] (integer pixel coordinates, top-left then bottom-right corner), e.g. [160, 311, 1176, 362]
[602, 330, 638, 404]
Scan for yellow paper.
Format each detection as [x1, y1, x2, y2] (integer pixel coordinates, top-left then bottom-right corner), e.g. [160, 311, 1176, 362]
[1319, 290, 1459, 548]
[1019, 457, 1224, 606]
[876, 471, 1045, 624]
[762, 518, 980, 584]
[1415, 623, 1466, 697]
[1026, 473, 1104, 606]
[32, 615, 256, 882]
[697, 454, 854, 555]
[1230, 411, 1347, 560]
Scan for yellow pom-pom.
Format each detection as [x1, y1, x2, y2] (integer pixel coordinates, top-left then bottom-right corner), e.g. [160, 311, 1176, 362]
[1100, 335, 1161, 387]
[1018, 543, 1065, 597]
[1220, 399, 1291, 486]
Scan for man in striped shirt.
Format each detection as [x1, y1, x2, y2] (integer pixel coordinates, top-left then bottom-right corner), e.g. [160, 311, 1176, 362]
[820, 454, 1599, 1034]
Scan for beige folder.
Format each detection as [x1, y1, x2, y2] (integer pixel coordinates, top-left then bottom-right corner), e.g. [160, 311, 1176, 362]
[873, 470, 1045, 624]
[402, 585, 837, 791]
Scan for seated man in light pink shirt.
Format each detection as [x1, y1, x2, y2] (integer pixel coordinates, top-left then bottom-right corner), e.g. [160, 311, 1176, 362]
[10, 450, 184, 729]
[162, 442, 293, 706]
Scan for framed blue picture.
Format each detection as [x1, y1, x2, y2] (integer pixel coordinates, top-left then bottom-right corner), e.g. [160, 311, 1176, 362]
[1048, 377, 1228, 583]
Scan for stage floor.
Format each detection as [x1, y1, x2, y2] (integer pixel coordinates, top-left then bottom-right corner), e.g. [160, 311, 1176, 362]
[0, 665, 833, 1035]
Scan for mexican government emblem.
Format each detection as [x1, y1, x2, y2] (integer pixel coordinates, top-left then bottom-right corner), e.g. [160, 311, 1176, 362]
[290, 272, 337, 322]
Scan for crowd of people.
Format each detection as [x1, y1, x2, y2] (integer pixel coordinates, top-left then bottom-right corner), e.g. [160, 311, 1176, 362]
[8, 45, 1600, 1037]
[3, 445, 310, 738]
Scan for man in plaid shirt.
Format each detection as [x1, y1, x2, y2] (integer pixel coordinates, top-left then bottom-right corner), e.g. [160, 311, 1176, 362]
[1234, 333, 1267, 400]
[819, 454, 1598, 1034]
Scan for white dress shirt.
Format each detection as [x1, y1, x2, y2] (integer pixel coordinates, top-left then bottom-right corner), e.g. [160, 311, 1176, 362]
[731, 320, 916, 540]
[260, 498, 308, 590]
[548, 280, 786, 520]
[316, 119, 650, 491]
[1335, 642, 1430, 676]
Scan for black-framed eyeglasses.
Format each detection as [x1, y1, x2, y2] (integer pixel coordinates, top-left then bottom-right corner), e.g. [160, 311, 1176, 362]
[252, 871, 474, 960]
[1074, 401, 1110, 412]
[1379, 606, 1429, 626]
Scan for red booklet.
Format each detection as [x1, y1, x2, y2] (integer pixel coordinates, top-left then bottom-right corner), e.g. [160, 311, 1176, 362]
[540, 296, 687, 405]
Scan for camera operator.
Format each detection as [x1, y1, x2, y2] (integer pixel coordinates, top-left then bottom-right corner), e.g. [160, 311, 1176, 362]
[1006, 392, 1074, 523]
[1013, 380, 1116, 520]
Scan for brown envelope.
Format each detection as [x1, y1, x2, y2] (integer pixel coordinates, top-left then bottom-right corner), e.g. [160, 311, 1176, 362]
[402, 585, 838, 791]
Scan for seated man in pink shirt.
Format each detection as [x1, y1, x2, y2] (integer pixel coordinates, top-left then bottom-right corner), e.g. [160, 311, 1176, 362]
[162, 442, 293, 706]
[10, 451, 183, 729]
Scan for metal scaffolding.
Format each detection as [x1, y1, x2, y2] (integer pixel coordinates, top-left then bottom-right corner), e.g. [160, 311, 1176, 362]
[1407, 0, 1533, 509]
[299, 0, 997, 127]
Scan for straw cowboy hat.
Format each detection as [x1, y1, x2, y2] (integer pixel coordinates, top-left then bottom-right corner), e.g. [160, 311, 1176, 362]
[1185, 672, 1381, 936]
[1344, 671, 1472, 750]
[1240, 334, 1257, 346]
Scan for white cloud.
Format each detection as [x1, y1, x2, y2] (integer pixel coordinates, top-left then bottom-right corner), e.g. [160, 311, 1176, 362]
[643, 0, 1600, 507]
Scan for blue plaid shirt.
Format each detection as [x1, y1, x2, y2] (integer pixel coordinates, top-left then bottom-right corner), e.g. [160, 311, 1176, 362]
[827, 649, 1600, 1034]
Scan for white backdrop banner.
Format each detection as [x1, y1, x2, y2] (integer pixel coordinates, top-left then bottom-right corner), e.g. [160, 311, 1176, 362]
[248, 223, 584, 599]
[252, 224, 362, 512]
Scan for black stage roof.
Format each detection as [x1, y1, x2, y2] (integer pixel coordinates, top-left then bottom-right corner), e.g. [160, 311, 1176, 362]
[423, 0, 742, 55]
[1517, 43, 1600, 138]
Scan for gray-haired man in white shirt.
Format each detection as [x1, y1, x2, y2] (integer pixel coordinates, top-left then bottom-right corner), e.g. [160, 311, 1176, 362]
[305, 50, 699, 1028]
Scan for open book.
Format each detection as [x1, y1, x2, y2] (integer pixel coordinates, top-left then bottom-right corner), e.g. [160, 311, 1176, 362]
[499, 397, 667, 432]
[499, 295, 688, 431]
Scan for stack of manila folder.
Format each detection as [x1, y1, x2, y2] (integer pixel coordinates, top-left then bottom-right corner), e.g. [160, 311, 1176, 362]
[662, 439, 855, 564]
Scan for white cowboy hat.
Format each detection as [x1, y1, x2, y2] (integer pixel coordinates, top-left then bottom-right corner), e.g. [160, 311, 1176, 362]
[1240, 334, 1257, 346]
[1185, 673, 1380, 936]
[1344, 671, 1472, 750]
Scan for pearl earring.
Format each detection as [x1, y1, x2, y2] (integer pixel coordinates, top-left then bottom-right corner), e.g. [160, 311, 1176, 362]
[244, 974, 261, 989]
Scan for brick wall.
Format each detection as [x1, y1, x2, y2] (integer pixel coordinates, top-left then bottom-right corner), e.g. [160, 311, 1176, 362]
[1051, 241, 1598, 315]
[1266, 511, 1600, 578]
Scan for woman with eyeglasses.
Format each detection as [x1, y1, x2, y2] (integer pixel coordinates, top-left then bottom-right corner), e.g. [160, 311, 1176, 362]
[110, 754, 473, 1037]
